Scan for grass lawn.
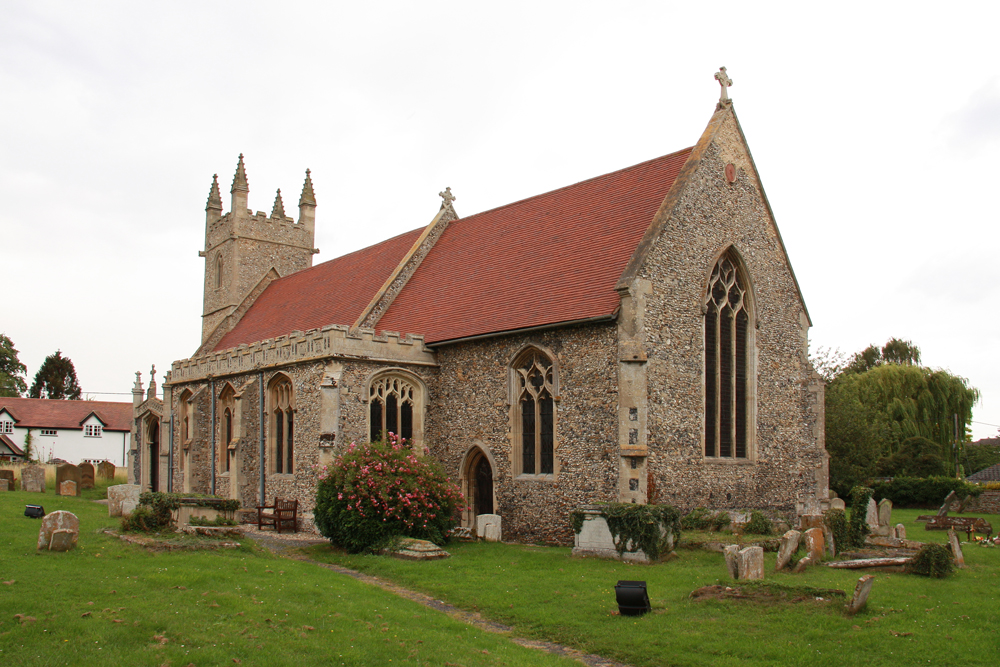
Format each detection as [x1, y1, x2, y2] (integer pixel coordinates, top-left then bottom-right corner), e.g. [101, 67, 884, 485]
[304, 508, 1000, 667]
[0, 488, 579, 667]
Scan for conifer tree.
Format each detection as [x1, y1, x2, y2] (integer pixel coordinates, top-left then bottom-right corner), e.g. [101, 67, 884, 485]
[0, 334, 27, 397]
[29, 350, 82, 400]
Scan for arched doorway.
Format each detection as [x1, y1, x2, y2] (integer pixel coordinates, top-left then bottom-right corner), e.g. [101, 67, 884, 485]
[146, 416, 159, 492]
[461, 446, 496, 527]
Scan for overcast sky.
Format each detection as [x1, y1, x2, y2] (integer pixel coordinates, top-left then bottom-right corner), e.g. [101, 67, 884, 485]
[2, 1, 998, 439]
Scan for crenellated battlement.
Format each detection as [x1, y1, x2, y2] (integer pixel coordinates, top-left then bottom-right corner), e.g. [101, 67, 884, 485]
[169, 324, 437, 384]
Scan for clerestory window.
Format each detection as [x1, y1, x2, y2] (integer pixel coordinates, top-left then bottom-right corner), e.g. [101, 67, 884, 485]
[704, 251, 752, 459]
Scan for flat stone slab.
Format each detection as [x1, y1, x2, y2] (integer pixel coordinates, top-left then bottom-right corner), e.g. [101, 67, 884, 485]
[865, 536, 924, 550]
[389, 538, 450, 561]
[825, 557, 911, 569]
[181, 525, 243, 537]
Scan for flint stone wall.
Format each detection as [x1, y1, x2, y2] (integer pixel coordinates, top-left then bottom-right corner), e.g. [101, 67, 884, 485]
[636, 113, 826, 513]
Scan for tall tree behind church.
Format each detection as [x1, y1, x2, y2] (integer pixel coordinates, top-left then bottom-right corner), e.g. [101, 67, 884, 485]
[0, 334, 28, 397]
[29, 351, 82, 400]
[820, 338, 978, 495]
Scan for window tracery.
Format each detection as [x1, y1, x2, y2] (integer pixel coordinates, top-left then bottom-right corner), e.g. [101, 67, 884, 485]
[512, 348, 555, 476]
[369, 375, 415, 443]
[269, 375, 294, 474]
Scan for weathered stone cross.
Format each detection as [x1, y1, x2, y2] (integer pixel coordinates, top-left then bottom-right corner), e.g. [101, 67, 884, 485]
[439, 186, 456, 209]
[715, 66, 733, 104]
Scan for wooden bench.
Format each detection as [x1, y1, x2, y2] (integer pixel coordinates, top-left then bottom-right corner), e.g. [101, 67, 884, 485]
[256, 498, 298, 534]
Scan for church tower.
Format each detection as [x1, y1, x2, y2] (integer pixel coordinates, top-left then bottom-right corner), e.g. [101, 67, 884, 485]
[199, 155, 318, 344]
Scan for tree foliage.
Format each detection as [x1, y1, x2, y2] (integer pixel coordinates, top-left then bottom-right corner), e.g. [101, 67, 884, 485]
[819, 339, 979, 496]
[29, 350, 82, 400]
[0, 334, 27, 397]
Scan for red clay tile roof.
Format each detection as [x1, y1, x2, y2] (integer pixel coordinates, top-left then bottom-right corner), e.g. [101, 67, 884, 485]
[377, 148, 694, 343]
[0, 398, 132, 432]
[215, 228, 424, 351]
[0, 433, 25, 457]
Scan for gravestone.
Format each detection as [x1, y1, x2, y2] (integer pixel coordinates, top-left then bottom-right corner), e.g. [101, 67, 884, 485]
[0, 469, 15, 490]
[476, 514, 502, 542]
[97, 461, 116, 479]
[822, 524, 836, 558]
[59, 480, 77, 496]
[829, 497, 846, 511]
[79, 462, 95, 490]
[37, 510, 79, 551]
[48, 530, 76, 552]
[947, 529, 965, 568]
[938, 490, 958, 516]
[895, 523, 906, 539]
[738, 546, 764, 580]
[21, 465, 45, 493]
[107, 484, 141, 517]
[775, 530, 800, 571]
[389, 538, 449, 561]
[876, 498, 893, 536]
[723, 545, 740, 579]
[865, 498, 879, 532]
[55, 464, 81, 497]
[793, 556, 812, 573]
[846, 575, 875, 614]
[0, 479, 7, 492]
[804, 527, 825, 562]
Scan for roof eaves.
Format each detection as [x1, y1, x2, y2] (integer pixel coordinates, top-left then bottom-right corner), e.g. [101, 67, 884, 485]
[425, 313, 617, 348]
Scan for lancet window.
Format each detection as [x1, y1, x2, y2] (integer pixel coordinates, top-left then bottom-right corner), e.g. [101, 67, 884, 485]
[511, 348, 556, 476]
[269, 375, 294, 474]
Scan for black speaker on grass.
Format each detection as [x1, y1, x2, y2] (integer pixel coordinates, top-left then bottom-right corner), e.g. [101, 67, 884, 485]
[615, 580, 650, 616]
[24, 505, 45, 518]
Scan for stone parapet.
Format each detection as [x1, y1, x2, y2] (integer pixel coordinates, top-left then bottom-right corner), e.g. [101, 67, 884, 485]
[168, 325, 437, 383]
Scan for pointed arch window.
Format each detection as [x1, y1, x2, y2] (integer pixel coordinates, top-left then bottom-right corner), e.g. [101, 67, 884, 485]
[269, 376, 294, 474]
[704, 252, 752, 459]
[215, 254, 224, 289]
[369, 375, 415, 443]
[511, 348, 556, 477]
[219, 384, 235, 474]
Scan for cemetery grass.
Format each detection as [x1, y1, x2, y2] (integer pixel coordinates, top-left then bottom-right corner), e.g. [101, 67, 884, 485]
[0, 490, 577, 667]
[304, 509, 1000, 667]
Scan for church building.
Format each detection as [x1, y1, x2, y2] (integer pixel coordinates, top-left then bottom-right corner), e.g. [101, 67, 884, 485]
[131, 72, 828, 544]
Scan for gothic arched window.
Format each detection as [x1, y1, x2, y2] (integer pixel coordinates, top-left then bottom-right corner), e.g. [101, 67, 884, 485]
[269, 375, 294, 474]
[215, 254, 224, 289]
[511, 348, 556, 476]
[704, 251, 752, 459]
[369, 375, 416, 443]
[219, 383, 235, 474]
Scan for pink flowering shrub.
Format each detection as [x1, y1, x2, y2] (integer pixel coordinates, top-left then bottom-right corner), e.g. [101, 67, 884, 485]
[313, 434, 464, 553]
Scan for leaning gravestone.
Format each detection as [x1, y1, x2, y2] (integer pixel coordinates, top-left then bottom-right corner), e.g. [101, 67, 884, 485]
[55, 464, 81, 497]
[21, 465, 45, 493]
[865, 498, 879, 532]
[107, 484, 141, 517]
[738, 546, 764, 580]
[97, 461, 115, 480]
[776, 530, 800, 571]
[37, 510, 79, 552]
[0, 469, 15, 491]
[846, 575, 875, 614]
[79, 462, 95, 490]
[59, 480, 77, 496]
[947, 529, 965, 568]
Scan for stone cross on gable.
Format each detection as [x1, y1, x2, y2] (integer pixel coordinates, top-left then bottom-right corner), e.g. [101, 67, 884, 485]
[715, 66, 733, 104]
[439, 187, 456, 209]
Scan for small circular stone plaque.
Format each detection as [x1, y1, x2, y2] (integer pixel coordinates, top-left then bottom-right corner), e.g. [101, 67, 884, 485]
[725, 163, 737, 183]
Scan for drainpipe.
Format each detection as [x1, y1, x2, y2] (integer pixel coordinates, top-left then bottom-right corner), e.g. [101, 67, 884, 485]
[259, 372, 265, 507]
[210, 380, 216, 495]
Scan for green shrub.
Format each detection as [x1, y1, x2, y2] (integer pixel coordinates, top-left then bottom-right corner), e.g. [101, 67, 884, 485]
[870, 477, 983, 507]
[711, 511, 732, 532]
[189, 515, 238, 527]
[121, 505, 167, 533]
[745, 511, 773, 536]
[906, 543, 955, 578]
[313, 435, 463, 554]
[847, 486, 873, 548]
[602, 503, 682, 561]
[824, 508, 848, 555]
[681, 507, 712, 530]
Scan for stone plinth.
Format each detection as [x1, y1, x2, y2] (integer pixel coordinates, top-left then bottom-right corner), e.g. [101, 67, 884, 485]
[108, 484, 141, 517]
[476, 514, 502, 542]
[37, 511, 79, 551]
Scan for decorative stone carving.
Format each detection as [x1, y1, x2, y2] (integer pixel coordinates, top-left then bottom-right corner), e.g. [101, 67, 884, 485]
[37, 511, 79, 551]
[438, 187, 456, 210]
[714, 66, 733, 104]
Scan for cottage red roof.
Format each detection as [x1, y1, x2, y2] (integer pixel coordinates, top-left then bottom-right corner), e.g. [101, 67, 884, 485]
[215, 228, 423, 351]
[0, 398, 132, 432]
[377, 148, 693, 343]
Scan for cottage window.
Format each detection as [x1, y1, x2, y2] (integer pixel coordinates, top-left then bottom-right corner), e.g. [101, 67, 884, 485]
[0, 421, 14, 434]
[84, 424, 103, 437]
[41, 429, 57, 436]
[269, 375, 294, 474]
[511, 348, 556, 477]
[704, 251, 753, 459]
